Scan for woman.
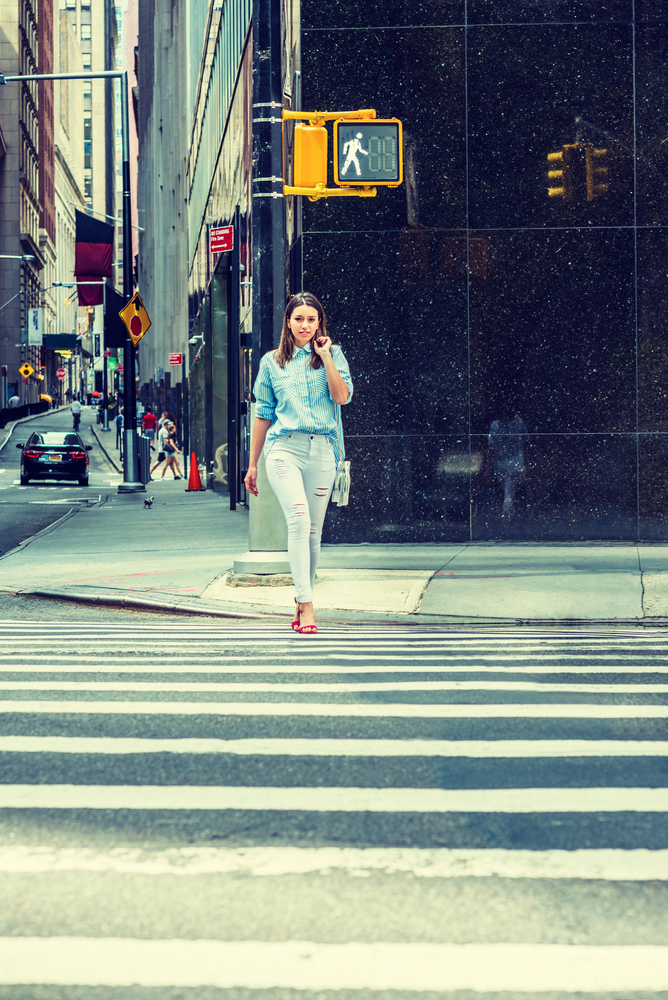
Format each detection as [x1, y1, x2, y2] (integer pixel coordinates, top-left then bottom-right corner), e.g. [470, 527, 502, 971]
[244, 292, 353, 635]
[161, 422, 183, 480]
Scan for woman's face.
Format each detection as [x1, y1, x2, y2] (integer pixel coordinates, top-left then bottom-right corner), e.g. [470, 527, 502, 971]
[288, 304, 320, 347]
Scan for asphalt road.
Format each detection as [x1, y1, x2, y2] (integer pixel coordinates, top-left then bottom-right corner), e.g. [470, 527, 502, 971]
[0, 407, 121, 557]
[0, 620, 667, 998]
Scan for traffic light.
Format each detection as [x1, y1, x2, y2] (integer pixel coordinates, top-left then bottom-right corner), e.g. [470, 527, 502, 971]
[293, 124, 327, 189]
[282, 108, 403, 200]
[547, 144, 575, 201]
[333, 119, 403, 187]
[585, 144, 609, 200]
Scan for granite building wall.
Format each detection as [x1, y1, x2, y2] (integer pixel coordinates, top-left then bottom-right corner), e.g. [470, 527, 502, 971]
[301, 1, 668, 542]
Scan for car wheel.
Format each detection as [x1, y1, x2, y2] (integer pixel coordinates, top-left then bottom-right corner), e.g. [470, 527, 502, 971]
[20, 475, 29, 486]
[78, 477, 89, 487]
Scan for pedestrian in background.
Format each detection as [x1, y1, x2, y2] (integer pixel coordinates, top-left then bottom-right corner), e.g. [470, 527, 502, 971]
[150, 420, 169, 478]
[141, 407, 158, 451]
[160, 422, 182, 480]
[245, 292, 353, 635]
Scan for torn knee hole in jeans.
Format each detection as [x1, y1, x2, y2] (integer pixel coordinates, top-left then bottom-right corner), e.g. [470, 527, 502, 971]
[313, 486, 329, 498]
[273, 459, 289, 479]
[291, 503, 307, 519]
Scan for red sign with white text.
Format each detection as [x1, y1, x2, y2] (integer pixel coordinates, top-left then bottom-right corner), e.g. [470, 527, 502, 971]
[169, 353, 184, 365]
[209, 225, 233, 254]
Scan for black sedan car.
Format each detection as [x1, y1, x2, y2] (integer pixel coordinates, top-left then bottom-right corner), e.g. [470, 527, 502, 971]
[17, 432, 92, 486]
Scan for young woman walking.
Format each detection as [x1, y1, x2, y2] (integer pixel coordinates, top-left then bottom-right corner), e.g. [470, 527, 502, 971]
[244, 292, 353, 634]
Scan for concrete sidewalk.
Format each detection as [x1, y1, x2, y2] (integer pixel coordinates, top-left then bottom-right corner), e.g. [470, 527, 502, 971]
[0, 462, 666, 620]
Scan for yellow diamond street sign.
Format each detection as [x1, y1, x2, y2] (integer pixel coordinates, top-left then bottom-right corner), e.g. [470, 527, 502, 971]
[19, 363, 34, 378]
[119, 292, 152, 347]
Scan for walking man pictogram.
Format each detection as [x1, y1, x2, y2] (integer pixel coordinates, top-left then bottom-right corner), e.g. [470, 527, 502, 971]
[341, 132, 368, 176]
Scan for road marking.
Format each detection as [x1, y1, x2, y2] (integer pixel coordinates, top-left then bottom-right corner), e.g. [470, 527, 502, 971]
[0, 844, 667, 879]
[1, 938, 668, 990]
[1, 662, 667, 675]
[1, 784, 668, 812]
[0, 700, 666, 718]
[0, 735, 666, 757]
[1, 679, 667, 693]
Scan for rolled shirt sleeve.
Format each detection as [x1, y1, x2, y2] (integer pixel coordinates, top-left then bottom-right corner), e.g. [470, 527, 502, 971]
[253, 355, 277, 421]
[330, 345, 353, 405]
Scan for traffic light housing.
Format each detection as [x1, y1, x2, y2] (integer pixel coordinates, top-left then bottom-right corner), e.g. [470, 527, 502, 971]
[282, 108, 403, 201]
[293, 124, 327, 189]
[547, 144, 575, 201]
[585, 144, 609, 200]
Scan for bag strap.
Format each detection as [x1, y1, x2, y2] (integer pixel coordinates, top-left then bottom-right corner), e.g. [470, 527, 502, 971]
[333, 401, 345, 464]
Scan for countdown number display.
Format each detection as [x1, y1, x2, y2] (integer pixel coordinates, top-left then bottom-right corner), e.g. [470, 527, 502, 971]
[334, 119, 403, 186]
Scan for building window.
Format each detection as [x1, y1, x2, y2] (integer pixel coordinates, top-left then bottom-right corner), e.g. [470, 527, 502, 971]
[81, 24, 91, 40]
[82, 56, 91, 70]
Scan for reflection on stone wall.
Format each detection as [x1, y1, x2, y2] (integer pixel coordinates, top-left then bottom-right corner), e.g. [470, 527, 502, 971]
[302, 2, 668, 541]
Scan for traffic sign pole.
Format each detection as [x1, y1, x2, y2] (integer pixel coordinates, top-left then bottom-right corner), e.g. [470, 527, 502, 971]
[117, 72, 144, 493]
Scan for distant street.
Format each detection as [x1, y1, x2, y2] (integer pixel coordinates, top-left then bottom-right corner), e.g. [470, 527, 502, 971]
[0, 408, 122, 556]
[0, 621, 667, 995]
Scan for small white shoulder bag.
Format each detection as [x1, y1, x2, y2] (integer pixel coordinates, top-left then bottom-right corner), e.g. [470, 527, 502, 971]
[331, 403, 351, 507]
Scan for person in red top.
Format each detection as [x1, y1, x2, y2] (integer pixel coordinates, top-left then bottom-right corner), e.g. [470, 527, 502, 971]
[141, 408, 158, 451]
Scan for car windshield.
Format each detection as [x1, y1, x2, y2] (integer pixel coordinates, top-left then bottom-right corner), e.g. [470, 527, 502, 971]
[28, 433, 82, 447]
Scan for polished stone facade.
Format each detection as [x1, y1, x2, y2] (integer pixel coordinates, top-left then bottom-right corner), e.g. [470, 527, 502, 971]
[301, 2, 668, 541]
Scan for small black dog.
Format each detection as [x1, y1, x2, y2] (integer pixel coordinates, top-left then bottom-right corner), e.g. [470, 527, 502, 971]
[143, 497, 154, 509]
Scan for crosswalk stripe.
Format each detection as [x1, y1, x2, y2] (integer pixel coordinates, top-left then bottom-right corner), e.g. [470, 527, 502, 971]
[2, 784, 668, 812]
[0, 699, 666, 716]
[2, 661, 666, 673]
[1, 735, 666, 756]
[1, 844, 666, 879]
[1, 938, 668, 991]
[2, 679, 667, 691]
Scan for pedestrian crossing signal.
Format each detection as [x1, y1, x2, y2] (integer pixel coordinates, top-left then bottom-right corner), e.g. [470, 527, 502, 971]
[282, 108, 403, 201]
[334, 119, 403, 187]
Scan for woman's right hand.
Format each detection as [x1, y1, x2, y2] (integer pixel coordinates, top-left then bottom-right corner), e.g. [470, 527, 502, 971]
[244, 464, 259, 497]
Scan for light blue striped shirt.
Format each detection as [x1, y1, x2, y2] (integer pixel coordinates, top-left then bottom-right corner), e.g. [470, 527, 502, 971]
[253, 344, 353, 464]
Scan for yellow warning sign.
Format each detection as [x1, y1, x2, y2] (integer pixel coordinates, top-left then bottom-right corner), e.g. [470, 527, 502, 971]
[19, 363, 34, 378]
[119, 292, 152, 347]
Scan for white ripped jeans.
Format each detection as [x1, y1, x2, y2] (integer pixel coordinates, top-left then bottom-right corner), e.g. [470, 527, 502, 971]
[265, 432, 337, 603]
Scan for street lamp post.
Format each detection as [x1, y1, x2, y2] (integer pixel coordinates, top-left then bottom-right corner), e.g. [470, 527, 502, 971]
[0, 70, 143, 492]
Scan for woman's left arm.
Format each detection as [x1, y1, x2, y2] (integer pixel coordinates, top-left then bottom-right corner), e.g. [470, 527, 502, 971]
[313, 338, 351, 405]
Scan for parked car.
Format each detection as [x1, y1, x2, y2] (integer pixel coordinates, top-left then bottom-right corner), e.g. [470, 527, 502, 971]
[16, 432, 92, 486]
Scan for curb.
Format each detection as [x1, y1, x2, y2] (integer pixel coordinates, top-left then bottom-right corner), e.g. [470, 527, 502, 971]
[16, 588, 284, 619]
[90, 422, 122, 473]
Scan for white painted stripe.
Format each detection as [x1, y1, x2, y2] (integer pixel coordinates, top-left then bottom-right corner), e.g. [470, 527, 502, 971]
[0, 735, 666, 758]
[1, 663, 666, 675]
[0, 700, 665, 718]
[1, 844, 667, 880]
[1, 938, 668, 990]
[2, 642, 667, 655]
[0, 844, 666, 880]
[1, 679, 666, 692]
[1, 784, 668, 812]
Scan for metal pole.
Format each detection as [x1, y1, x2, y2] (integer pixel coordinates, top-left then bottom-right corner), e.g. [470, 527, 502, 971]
[229, 205, 240, 510]
[117, 72, 143, 491]
[101, 282, 109, 430]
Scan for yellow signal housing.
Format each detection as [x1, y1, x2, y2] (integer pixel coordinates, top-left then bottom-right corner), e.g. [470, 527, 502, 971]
[547, 145, 574, 201]
[293, 124, 328, 189]
[585, 144, 609, 200]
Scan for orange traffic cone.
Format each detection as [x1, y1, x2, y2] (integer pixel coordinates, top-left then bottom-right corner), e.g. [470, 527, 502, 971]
[185, 452, 206, 492]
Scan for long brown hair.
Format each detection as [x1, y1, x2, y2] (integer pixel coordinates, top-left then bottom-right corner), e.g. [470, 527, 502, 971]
[275, 292, 328, 369]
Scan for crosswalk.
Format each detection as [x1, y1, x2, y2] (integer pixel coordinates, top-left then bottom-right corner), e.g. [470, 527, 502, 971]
[1, 621, 667, 995]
